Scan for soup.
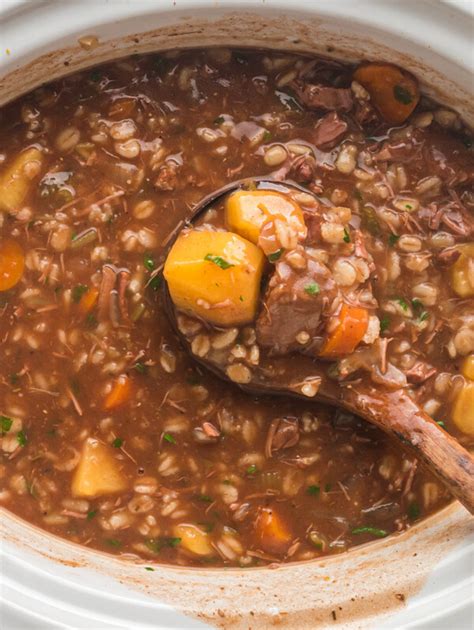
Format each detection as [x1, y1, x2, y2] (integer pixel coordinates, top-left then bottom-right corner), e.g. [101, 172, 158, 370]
[0, 49, 472, 567]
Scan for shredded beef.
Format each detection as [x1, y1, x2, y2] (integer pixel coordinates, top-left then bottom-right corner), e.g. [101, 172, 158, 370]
[313, 112, 348, 150]
[291, 80, 353, 112]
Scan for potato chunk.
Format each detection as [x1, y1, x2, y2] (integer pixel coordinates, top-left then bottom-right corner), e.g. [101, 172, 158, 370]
[450, 243, 474, 298]
[225, 190, 306, 255]
[0, 147, 45, 213]
[173, 524, 214, 556]
[164, 229, 265, 326]
[72, 438, 129, 497]
[452, 383, 474, 436]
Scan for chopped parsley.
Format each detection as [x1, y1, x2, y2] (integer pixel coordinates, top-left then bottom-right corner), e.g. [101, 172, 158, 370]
[307, 484, 321, 496]
[393, 84, 413, 105]
[396, 297, 409, 312]
[106, 538, 122, 548]
[343, 228, 351, 243]
[352, 526, 388, 538]
[412, 298, 428, 322]
[148, 273, 162, 291]
[246, 464, 257, 475]
[380, 315, 391, 333]
[143, 253, 155, 271]
[145, 567, 155, 571]
[268, 249, 283, 262]
[196, 494, 213, 503]
[0, 416, 13, 433]
[10, 373, 19, 386]
[388, 233, 400, 247]
[71, 284, 88, 303]
[418, 310, 429, 323]
[134, 361, 148, 374]
[145, 537, 181, 553]
[408, 502, 421, 521]
[411, 298, 423, 311]
[87, 510, 97, 520]
[17, 430, 27, 447]
[304, 282, 320, 296]
[263, 130, 272, 142]
[204, 254, 234, 270]
[163, 433, 176, 444]
[86, 314, 98, 329]
[112, 437, 123, 448]
[214, 115, 225, 125]
[89, 70, 101, 83]
[436, 420, 446, 429]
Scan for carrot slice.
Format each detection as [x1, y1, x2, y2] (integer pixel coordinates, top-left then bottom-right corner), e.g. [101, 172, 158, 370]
[255, 507, 293, 555]
[79, 287, 99, 314]
[0, 239, 25, 291]
[319, 303, 369, 358]
[353, 63, 419, 124]
[104, 375, 132, 410]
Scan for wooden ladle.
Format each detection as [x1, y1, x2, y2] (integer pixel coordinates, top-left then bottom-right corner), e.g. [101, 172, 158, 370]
[162, 177, 474, 514]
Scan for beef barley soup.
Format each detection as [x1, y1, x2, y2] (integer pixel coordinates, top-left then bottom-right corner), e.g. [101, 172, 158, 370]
[0, 49, 472, 567]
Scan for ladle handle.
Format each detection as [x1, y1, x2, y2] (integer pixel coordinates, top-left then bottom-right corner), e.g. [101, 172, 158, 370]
[342, 386, 474, 514]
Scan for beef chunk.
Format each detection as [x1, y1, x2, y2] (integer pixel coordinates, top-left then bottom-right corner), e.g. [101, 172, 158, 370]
[291, 80, 353, 112]
[256, 255, 336, 355]
[313, 112, 348, 150]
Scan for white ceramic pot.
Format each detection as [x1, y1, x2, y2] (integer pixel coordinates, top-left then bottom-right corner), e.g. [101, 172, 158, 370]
[1, 1, 473, 628]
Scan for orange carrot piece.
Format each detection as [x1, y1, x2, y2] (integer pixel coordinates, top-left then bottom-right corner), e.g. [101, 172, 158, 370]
[255, 507, 293, 555]
[319, 303, 369, 358]
[79, 287, 99, 315]
[0, 239, 25, 291]
[353, 63, 419, 125]
[103, 375, 132, 410]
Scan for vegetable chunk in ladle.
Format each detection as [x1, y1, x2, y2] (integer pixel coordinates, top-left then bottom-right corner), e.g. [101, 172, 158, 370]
[163, 178, 474, 514]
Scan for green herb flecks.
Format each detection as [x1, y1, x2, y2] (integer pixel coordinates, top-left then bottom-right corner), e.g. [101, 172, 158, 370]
[145, 537, 181, 553]
[144, 567, 155, 571]
[304, 282, 320, 296]
[361, 205, 381, 236]
[214, 115, 225, 125]
[388, 233, 400, 247]
[393, 84, 413, 105]
[436, 420, 446, 429]
[1, 416, 13, 433]
[17, 430, 27, 447]
[246, 464, 257, 475]
[72, 284, 88, 304]
[408, 502, 421, 521]
[144, 253, 155, 271]
[343, 228, 351, 243]
[380, 315, 391, 333]
[268, 249, 283, 262]
[396, 297, 409, 312]
[163, 433, 176, 444]
[134, 362, 148, 374]
[112, 438, 123, 448]
[196, 494, 213, 503]
[87, 510, 97, 520]
[263, 130, 272, 142]
[204, 254, 234, 270]
[352, 526, 388, 538]
[106, 538, 122, 548]
[307, 485, 321, 496]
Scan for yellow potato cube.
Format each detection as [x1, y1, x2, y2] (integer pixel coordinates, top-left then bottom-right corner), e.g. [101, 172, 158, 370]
[72, 438, 129, 498]
[461, 355, 474, 381]
[164, 229, 265, 326]
[173, 524, 214, 556]
[225, 189, 306, 249]
[452, 383, 474, 436]
[0, 147, 45, 213]
[450, 243, 474, 298]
